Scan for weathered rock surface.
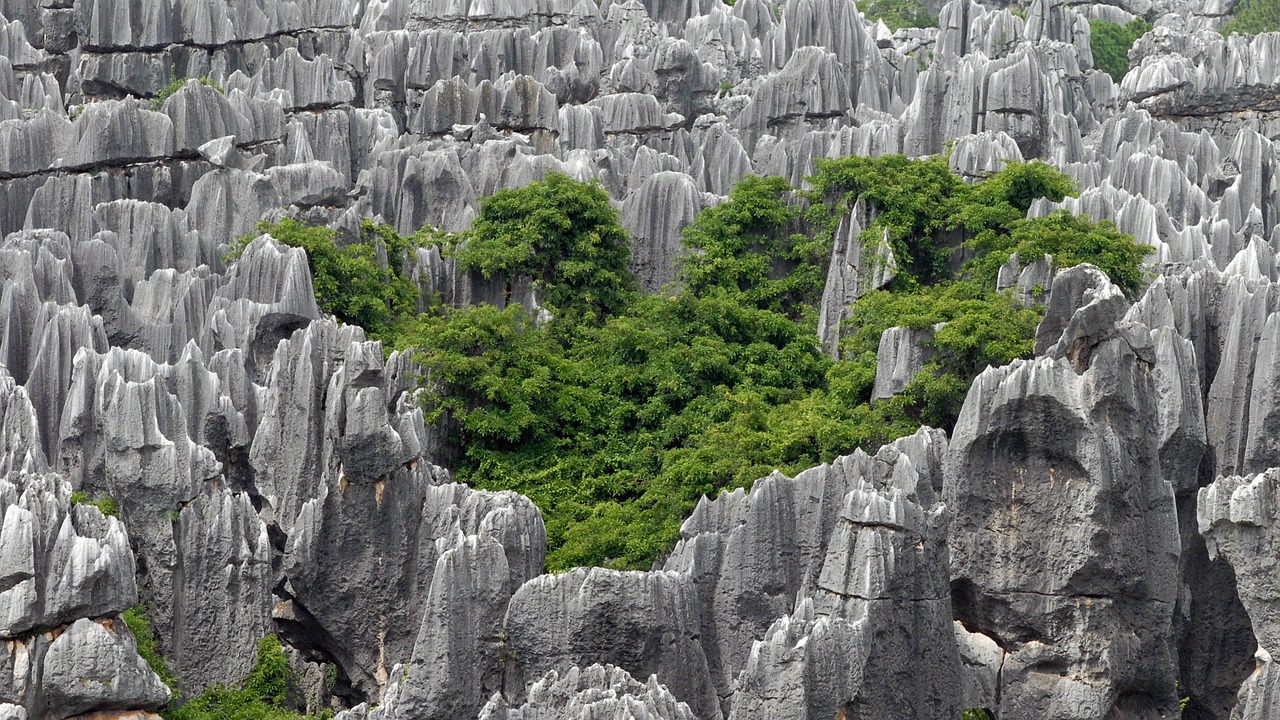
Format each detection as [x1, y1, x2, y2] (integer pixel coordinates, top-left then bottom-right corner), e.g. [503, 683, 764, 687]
[0, 464, 169, 718]
[945, 266, 1191, 719]
[1199, 469, 1280, 720]
[503, 568, 718, 719]
[477, 664, 699, 720]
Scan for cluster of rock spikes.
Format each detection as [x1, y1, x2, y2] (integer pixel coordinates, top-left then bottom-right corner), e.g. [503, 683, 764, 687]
[0, 0, 1279, 714]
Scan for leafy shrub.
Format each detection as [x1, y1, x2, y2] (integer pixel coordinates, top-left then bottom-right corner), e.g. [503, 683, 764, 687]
[150, 74, 223, 111]
[442, 171, 635, 321]
[125, 606, 330, 720]
[167, 635, 331, 720]
[807, 154, 966, 285]
[682, 175, 826, 315]
[859, 0, 938, 29]
[964, 210, 1151, 298]
[1090, 17, 1153, 83]
[70, 490, 119, 518]
[123, 605, 180, 695]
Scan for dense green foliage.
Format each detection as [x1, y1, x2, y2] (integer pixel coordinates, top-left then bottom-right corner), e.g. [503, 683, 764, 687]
[965, 209, 1149, 298]
[392, 159, 1148, 569]
[1090, 18, 1153, 83]
[229, 218, 419, 343]
[70, 490, 118, 518]
[858, 0, 938, 30]
[437, 172, 635, 320]
[245, 159, 1148, 570]
[404, 175, 833, 567]
[1222, 0, 1280, 35]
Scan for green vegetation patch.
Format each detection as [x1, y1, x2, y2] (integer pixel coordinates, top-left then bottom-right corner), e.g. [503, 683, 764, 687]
[229, 219, 421, 345]
[246, 162, 1149, 571]
[1222, 0, 1280, 35]
[1090, 17, 1153, 83]
[858, 0, 938, 30]
[70, 490, 119, 518]
[150, 74, 224, 111]
[124, 605, 330, 720]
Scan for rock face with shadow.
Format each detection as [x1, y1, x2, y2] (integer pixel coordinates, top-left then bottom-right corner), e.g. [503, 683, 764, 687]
[944, 265, 1194, 719]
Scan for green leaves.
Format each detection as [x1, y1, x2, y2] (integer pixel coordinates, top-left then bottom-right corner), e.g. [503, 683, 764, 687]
[1090, 18, 1153, 83]
[1223, 0, 1280, 35]
[858, 0, 938, 30]
[69, 490, 119, 518]
[963, 210, 1151, 298]
[808, 154, 966, 285]
[334, 162, 1147, 572]
[682, 175, 825, 317]
[166, 635, 330, 720]
[839, 280, 1042, 429]
[453, 172, 635, 320]
[122, 605, 328, 720]
[123, 605, 180, 696]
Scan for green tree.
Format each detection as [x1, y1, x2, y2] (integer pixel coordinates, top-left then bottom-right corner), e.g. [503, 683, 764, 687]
[682, 175, 827, 316]
[859, 0, 938, 29]
[807, 154, 966, 285]
[1222, 0, 1280, 35]
[387, 161, 1148, 570]
[963, 210, 1151, 298]
[450, 172, 635, 321]
[1090, 18, 1153, 83]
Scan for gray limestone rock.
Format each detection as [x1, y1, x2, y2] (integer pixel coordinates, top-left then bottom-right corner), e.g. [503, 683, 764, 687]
[63, 101, 175, 170]
[168, 482, 273, 691]
[737, 47, 849, 153]
[277, 338, 548, 707]
[397, 534, 511, 720]
[164, 80, 247, 154]
[621, 171, 702, 292]
[0, 111, 73, 180]
[91, 200, 209, 297]
[38, 616, 171, 716]
[945, 277, 1184, 718]
[0, 468, 168, 719]
[228, 48, 356, 112]
[729, 476, 960, 720]
[503, 568, 719, 720]
[950, 130, 1025, 181]
[1199, 469, 1280, 720]
[662, 428, 948, 712]
[817, 212, 896, 357]
[1033, 263, 1128, 359]
[871, 324, 938, 403]
[1205, 276, 1275, 479]
[478, 664, 699, 720]
[0, 0, 1277, 714]
[0, 471, 136, 639]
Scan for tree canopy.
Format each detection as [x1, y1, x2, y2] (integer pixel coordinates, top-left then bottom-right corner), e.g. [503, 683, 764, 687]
[251, 157, 1151, 570]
